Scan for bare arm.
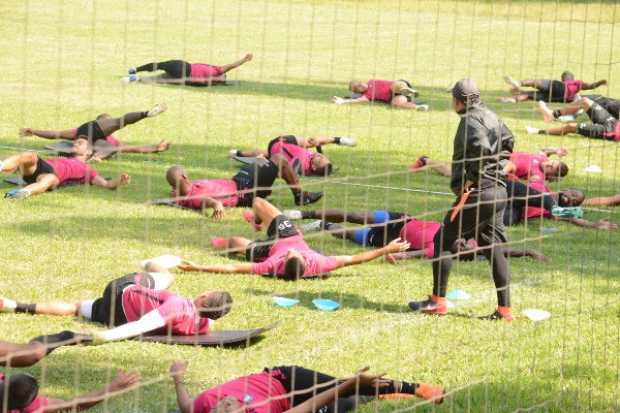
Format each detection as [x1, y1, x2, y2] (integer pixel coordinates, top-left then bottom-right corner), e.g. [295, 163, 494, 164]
[386, 250, 427, 264]
[284, 377, 358, 413]
[332, 96, 370, 105]
[93, 310, 166, 342]
[40, 371, 140, 412]
[178, 261, 254, 274]
[581, 80, 607, 90]
[296, 136, 337, 148]
[503, 248, 548, 262]
[170, 362, 192, 413]
[554, 216, 618, 230]
[20, 128, 76, 140]
[540, 148, 568, 157]
[583, 194, 620, 207]
[90, 174, 130, 190]
[333, 238, 410, 268]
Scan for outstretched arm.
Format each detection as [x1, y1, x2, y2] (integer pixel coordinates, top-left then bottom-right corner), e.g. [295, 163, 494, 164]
[332, 95, 370, 105]
[170, 361, 193, 413]
[20, 128, 76, 140]
[93, 310, 166, 342]
[540, 148, 568, 157]
[503, 248, 548, 261]
[40, 370, 140, 412]
[386, 250, 427, 263]
[554, 216, 618, 230]
[90, 174, 130, 190]
[178, 261, 254, 274]
[333, 238, 410, 268]
[583, 194, 620, 207]
[581, 80, 607, 90]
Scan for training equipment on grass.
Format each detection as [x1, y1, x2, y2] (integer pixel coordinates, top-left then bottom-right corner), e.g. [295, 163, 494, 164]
[551, 206, 584, 219]
[446, 289, 471, 301]
[140, 255, 182, 270]
[272, 296, 300, 308]
[134, 323, 279, 346]
[522, 309, 551, 322]
[312, 298, 340, 311]
[585, 165, 602, 173]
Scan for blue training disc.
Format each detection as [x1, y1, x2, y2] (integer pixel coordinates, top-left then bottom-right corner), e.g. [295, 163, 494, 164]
[312, 298, 340, 311]
[272, 296, 300, 308]
[446, 289, 471, 300]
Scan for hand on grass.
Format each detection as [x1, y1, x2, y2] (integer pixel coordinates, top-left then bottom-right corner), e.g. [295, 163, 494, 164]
[170, 360, 188, 380]
[109, 370, 141, 393]
[386, 238, 410, 253]
[19, 128, 33, 137]
[212, 201, 225, 221]
[332, 96, 345, 105]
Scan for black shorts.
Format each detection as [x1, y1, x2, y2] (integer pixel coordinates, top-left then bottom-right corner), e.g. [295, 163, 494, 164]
[90, 273, 155, 327]
[394, 79, 414, 102]
[526, 80, 566, 102]
[232, 160, 279, 207]
[365, 212, 406, 247]
[585, 95, 620, 119]
[23, 156, 55, 185]
[75, 120, 106, 142]
[245, 215, 299, 262]
[577, 103, 617, 139]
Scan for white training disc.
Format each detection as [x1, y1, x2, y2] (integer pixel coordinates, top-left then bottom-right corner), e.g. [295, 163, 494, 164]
[141, 255, 182, 270]
[584, 165, 602, 173]
[522, 309, 551, 321]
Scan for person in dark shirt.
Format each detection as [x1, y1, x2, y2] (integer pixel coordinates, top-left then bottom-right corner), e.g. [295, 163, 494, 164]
[409, 79, 516, 322]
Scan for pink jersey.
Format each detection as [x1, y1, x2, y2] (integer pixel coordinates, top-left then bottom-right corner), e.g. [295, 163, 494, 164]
[268, 139, 313, 175]
[70, 128, 121, 146]
[400, 219, 441, 258]
[121, 286, 210, 336]
[174, 179, 240, 210]
[510, 152, 548, 182]
[603, 121, 620, 141]
[192, 372, 290, 413]
[46, 157, 98, 185]
[363, 79, 393, 103]
[524, 180, 552, 219]
[251, 235, 339, 278]
[563, 79, 584, 101]
[190, 64, 224, 80]
[0, 374, 50, 413]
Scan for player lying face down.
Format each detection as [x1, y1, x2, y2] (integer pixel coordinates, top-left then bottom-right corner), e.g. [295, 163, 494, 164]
[164, 159, 323, 220]
[283, 208, 548, 262]
[0, 369, 139, 413]
[0, 138, 130, 199]
[178, 198, 409, 280]
[170, 361, 444, 413]
[0, 262, 232, 343]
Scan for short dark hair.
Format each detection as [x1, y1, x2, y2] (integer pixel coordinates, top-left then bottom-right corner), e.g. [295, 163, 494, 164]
[199, 291, 233, 320]
[558, 162, 569, 177]
[559, 188, 585, 207]
[0, 373, 39, 410]
[284, 256, 305, 280]
[561, 71, 574, 81]
[314, 162, 333, 177]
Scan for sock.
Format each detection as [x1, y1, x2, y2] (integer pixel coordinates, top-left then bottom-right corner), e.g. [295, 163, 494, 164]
[552, 109, 561, 119]
[15, 303, 36, 314]
[334, 137, 341, 144]
[301, 211, 316, 219]
[497, 306, 512, 317]
[323, 222, 341, 231]
[538, 130, 547, 135]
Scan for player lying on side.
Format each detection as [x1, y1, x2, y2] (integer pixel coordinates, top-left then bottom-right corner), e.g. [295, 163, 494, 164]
[19, 104, 169, 160]
[499, 71, 606, 103]
[125, 53, 253, 86]
[537, 95, 619, 122]
[0, 263, 232, 342]
[332, 79, 429, 111]
[178, 198, 409, 280]
[0, 138, 130, 199]
[170, 361, 444, 413]
[0, 370, 139, 413]
[409, 149, 569, 183]
[164, 158, 323, 220]
[283, 208, 548, 262]
[232, 134, 356, 178]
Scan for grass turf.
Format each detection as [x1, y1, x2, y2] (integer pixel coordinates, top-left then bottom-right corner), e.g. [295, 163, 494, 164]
[0, 0, 619, 411]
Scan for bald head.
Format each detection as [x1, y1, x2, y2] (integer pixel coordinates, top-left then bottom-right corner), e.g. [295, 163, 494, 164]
[166, 165, 187, 189]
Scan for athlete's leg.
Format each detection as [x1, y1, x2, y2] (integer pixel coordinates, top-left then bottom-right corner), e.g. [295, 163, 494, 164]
[0, 341, 46, 367]
[251, 197, 281, 227]
[24, 173, 59, 195]
[117, 141, 170, 154]
[218, 53, 253, 74]
[538, 100, 582, 122]
[299, 209, 379, 224]
[0, 151, 38, 175]
[96, 104, 166, 136]
[270, 153, 302, 195]
[236, 148, 269, 157]
[539, 123, 579, 136]
[135, 60, 188, 78]
[391, 95, 418, 109]
[211, 236, 252, 256]
[0, 297, 80, 316]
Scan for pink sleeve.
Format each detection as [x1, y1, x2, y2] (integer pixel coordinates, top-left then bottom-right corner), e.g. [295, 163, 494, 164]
[23, 396, 50, 413]
[251, 260, 273, 275]
[424, 243, 435, 259]
[156, 299, 184, 321]
[322, 256, 340, 273]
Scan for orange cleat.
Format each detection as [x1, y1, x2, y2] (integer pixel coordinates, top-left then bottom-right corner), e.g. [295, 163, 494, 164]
[415, 383, 445, 404]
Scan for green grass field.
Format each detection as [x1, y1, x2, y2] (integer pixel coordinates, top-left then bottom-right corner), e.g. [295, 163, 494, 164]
[0, 0, 619, 412]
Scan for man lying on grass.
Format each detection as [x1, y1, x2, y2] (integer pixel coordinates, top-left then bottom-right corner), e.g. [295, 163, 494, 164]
[0, 262, 232, 342]
[282, 208, 548, 262]
[0, 138, 130, 199]
[332, 79, 429, 111]
[179, 198, 409, 280]
[0, 330, 89, 368]
[499, 71, 606, 103]
[170, 361, 444, 413]
[1, 369, 139, 413]
[19, 103, 169, 161]
[231, 134, 356, 178]
[164, 157, 323, 220]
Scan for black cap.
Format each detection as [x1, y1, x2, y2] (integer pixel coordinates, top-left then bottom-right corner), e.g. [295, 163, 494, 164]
[450, 78, 480, 103]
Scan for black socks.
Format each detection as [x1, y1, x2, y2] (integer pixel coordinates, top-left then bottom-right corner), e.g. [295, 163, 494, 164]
[552, 109, 561, 119]
[15, 303, 36, 314]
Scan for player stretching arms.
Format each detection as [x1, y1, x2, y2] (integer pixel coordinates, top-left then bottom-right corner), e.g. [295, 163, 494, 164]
[500, 71, 606, 103]
[0, 138, 130, 199]
[179, 198, 409, 280]
[125, 53, 253, 86]
[332, 79, 428, 110]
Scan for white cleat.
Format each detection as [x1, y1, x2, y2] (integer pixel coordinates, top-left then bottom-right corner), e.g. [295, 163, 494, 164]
[525, 126, 541, 135]
[229, 149, 239, 158]
[503, 76, 521, 89]
[337, 137, 357, 147]
[537, 101, 555, 123]
[301, 220, 323, 232]
[283, 209, 303, 220]
[147, 103, 168, 118]
[416, 104, 430, 112]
